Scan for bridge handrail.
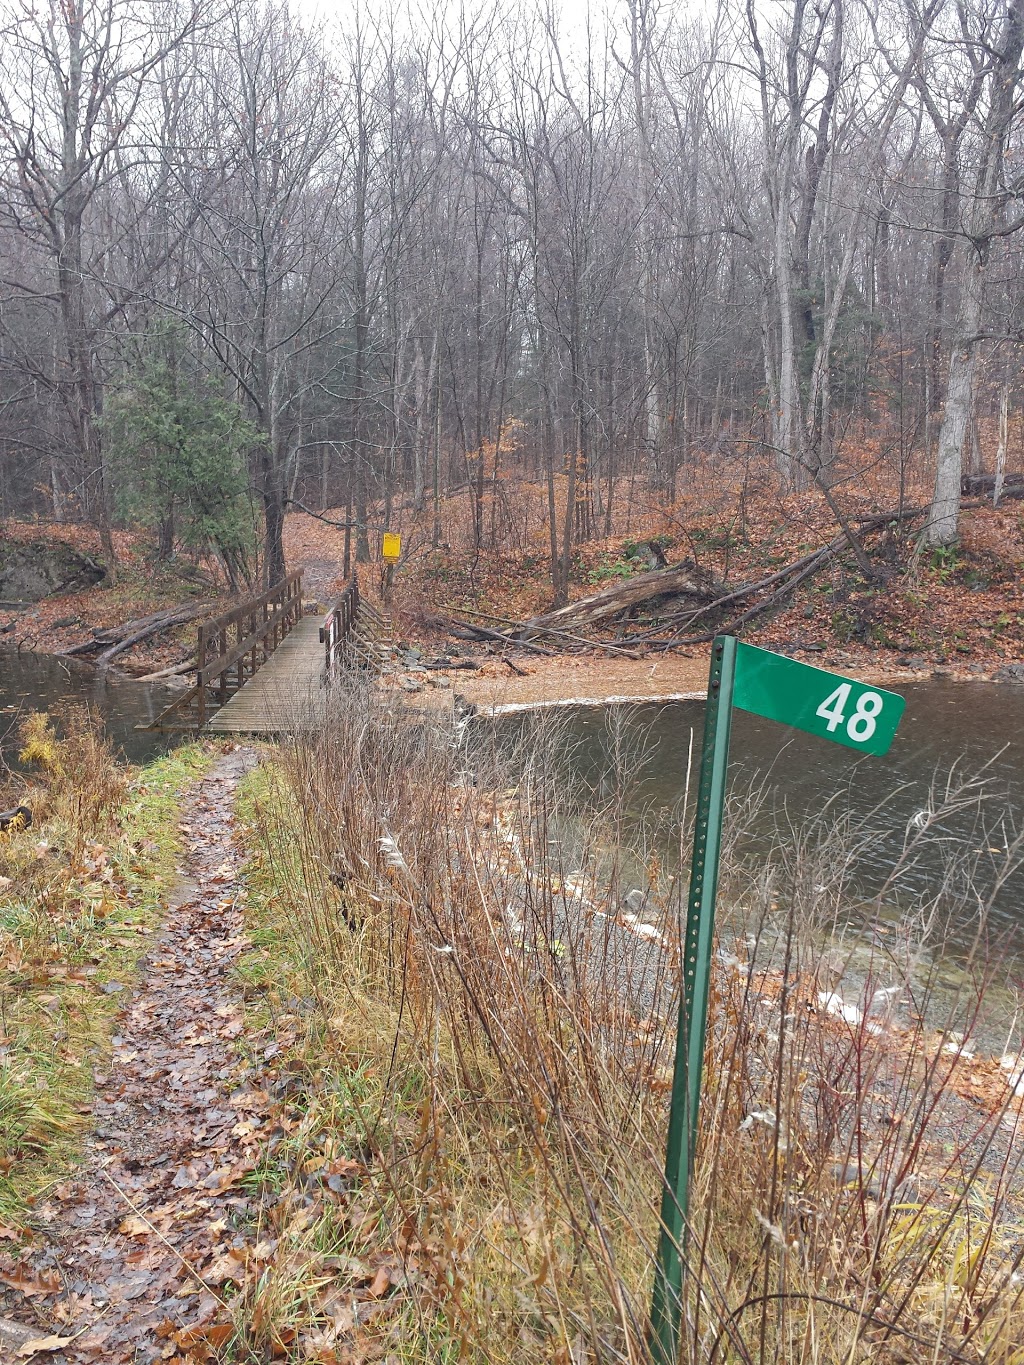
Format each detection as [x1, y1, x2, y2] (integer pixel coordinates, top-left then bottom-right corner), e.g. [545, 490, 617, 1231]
[197, 597, 292, 687]
[199, 570, 303, 642]
[319, 573, 360, 673]
[195, 571, 304, 728]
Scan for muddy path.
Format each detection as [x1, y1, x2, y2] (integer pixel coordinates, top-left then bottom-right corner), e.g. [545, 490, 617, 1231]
[0, 748, 275, 1362]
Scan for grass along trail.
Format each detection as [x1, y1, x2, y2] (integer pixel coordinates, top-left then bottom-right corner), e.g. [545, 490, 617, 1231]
[0, 748, 274, 1363]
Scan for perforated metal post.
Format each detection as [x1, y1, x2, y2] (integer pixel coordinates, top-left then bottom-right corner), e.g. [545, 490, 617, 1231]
[650, 634, 736, 1365]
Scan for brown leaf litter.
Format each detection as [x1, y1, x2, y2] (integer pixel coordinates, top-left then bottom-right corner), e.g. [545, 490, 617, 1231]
[0, 751, 267, 1362]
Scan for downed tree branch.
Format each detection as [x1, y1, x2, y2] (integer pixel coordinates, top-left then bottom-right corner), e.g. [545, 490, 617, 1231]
[421, 657, 481, 671]
[517, 562, 717, 639]
[135, 656, 197, 682]
[63, 601, 215, 665]
[448, 623, 555, 656]
[443, 602, 643, 658]
[285, 498, 357, 530]
[670, 543, 834, 630]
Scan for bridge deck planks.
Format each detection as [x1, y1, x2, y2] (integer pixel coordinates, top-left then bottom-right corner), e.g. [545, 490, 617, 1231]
[205, 616, 326, 734]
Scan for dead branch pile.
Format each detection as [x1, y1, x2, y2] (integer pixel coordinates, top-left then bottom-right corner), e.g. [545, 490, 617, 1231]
[445, 507, 924, 655]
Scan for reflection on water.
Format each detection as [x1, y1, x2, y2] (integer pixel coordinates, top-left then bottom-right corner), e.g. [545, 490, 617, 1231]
[0, 650, 178, 765]
[492, 680, 1024, 963]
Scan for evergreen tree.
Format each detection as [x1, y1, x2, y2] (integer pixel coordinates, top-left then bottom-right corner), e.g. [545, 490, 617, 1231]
[105, 325, 261, 592]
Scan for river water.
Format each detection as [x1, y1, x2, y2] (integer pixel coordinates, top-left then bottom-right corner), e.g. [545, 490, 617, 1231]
[493, 679, 1024, 975]
[0, 650, 178, 765]
[4, 648, 1024, 980]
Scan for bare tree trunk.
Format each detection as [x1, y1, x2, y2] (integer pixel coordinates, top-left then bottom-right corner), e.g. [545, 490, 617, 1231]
[995, 381, 1009, 506]
[412, 331, 434, 514]
[924, 0, 1024, 546]
[50, 459, 64, 523]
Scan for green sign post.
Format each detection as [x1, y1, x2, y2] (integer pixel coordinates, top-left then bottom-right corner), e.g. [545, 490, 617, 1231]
[649, 638, 905, 1365]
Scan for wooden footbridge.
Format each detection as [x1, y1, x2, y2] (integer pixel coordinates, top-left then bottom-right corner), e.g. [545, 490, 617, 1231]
[149, 571, 391, 734]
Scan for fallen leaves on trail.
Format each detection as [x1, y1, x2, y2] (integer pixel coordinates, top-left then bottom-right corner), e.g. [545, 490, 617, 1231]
[0, 750, 421, 1365]
[0, 755, 264, 1361]
[116, 1215, 151, 1238]
[0, 1266, 62, 1298]
[165, 1319, 234, 1356]
[202, 1248, 247, 1286]
[15, 1331, 77, 1356]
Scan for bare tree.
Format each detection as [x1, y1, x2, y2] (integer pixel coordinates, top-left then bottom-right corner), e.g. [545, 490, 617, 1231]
[0, 0, 209, 571]
[176, 1, 344, 583]
[922, 0, 1024, 546]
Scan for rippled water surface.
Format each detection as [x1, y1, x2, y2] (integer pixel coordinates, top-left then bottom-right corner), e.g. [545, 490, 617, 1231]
[0, 650, 178, 764]
[493, 679, 1024, 963]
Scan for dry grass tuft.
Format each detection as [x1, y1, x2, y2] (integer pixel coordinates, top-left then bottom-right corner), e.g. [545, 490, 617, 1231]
[239, 682, 1024, 1363]
[0, 718, 203, 1218]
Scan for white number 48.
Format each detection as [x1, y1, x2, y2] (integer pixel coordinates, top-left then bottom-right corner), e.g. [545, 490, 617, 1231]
[815, 683, 884, 742]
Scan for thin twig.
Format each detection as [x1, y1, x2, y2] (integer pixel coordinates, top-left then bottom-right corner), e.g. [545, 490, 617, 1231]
[97, 1165, 229, 1308]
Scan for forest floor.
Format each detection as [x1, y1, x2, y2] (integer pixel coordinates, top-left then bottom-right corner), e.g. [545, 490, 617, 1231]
[2, 460, 1023, 700]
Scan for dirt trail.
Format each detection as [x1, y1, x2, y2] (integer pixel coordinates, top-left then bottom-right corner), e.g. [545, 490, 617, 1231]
[0, 749, 272, 1363]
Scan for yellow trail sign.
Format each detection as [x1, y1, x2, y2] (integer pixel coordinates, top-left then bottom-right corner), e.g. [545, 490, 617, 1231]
[382, 532, 401, 563]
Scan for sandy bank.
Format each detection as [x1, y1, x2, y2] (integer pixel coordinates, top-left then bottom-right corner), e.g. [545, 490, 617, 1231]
[397, 647, 983, 714]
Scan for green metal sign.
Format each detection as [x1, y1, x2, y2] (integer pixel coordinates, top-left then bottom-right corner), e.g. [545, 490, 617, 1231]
[733, 642, 905, 755]
[649, 637, 905, 1365]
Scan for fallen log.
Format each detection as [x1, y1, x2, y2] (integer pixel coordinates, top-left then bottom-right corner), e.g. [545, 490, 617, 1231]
[961, 472, 1024, 496]
[421, 657, 481, 670]
[64, 602, 199, 652]
[517, 562, 717, 639]
[135, 656, 197, 681]
[448, 623, 555, 656]
[443, 603, 643, 658]
[63, 600, 215, 665]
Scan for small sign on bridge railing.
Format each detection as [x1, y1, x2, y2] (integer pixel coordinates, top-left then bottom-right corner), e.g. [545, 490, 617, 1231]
[649, 638, 905, 1365]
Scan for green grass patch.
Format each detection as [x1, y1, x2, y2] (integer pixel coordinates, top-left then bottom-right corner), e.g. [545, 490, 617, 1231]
[0, 738, 208, 1227]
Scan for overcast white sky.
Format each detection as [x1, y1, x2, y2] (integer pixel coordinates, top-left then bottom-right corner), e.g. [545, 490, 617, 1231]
[298, 0, 620, 43]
